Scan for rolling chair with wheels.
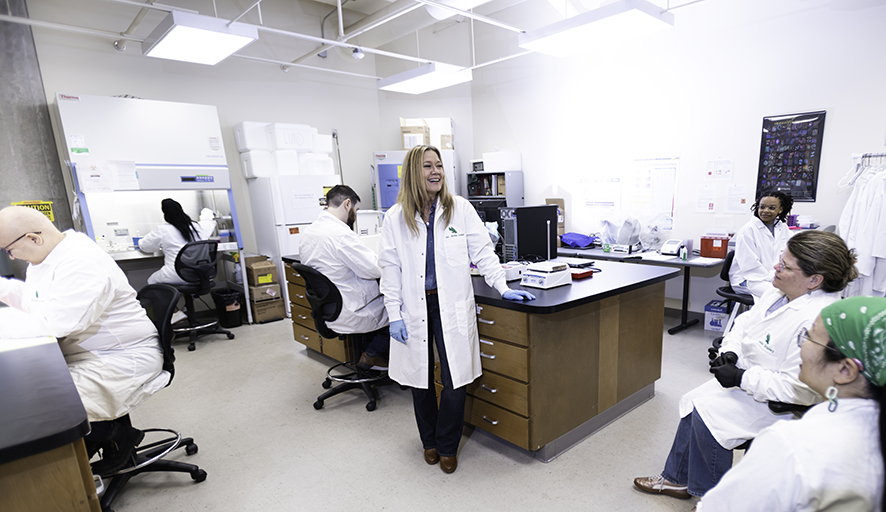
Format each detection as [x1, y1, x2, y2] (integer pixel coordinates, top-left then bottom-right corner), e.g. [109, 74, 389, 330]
[96, 284, 206, 512]
[290, 263, 392, 412]
[716, 250, 755, 333]
[172, 240, 235, 351]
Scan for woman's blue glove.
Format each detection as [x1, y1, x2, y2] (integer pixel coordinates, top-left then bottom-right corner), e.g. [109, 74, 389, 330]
[502, 289, 536, 301]
[390, 319, 408, 344]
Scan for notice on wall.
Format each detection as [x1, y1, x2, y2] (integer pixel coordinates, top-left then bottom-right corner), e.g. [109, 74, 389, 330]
[583, 177, 621, 217]
[705, 159, 733, 181]
[75, 161, 113, 192]
[107, 160, 140, 190]
[12, 201, 54, 221]
[696, 184, 717, 213]
[632, 157, 678, 220]
[725, 184, 750, 214]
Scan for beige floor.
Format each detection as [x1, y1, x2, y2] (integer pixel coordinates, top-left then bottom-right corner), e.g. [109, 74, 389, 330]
[111, 312, 722, 512]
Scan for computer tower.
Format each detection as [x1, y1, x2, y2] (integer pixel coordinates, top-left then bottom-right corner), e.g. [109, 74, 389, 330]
[500, 205, 558, 262]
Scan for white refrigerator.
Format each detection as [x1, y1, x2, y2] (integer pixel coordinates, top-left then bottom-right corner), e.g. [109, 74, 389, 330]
[248, 174, 341, 313]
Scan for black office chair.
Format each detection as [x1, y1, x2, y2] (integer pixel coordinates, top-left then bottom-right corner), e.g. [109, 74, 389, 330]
[290, 263, 391, 412]
[172, 240, 234, 351]
[716, 251, 755, 333]
[97, 284, 206, 512]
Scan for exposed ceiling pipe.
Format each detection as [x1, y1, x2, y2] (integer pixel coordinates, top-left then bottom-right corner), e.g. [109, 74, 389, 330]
[412, 0, 524, 33]
[318, 0, 354, 58]
[0, 13, 143, 41]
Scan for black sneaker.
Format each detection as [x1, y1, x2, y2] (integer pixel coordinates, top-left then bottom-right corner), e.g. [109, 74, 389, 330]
[91, 425, 145, 476]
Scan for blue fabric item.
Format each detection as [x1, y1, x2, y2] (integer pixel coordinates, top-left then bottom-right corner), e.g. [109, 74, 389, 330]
[560, 232, 598, 248]
[662, 408, 734, 497]
[390, 319, 408, 344]
[411, 292, 466, 457]
[503, 289, 536, 301]
[425, 200, 438, 291]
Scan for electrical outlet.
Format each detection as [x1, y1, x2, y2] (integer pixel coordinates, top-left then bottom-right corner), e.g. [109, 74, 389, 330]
[114, 228, 130, 237]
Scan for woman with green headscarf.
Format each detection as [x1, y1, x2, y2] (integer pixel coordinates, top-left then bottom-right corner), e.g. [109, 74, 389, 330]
[697, 296, 886, 511]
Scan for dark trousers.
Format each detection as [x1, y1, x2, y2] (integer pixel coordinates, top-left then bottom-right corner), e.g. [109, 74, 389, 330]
[661, 408, 734, 497]
[411, 292, 466, 457]
[359, 326, 390, 358]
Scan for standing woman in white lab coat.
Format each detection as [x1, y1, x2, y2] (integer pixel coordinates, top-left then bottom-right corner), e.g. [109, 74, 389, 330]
[378, 145, 535, 474]
[697, 296, 886, 511]
[729, 190, 794, 301]
[634, 230, 858, 500]
[139, 198, 213, 286]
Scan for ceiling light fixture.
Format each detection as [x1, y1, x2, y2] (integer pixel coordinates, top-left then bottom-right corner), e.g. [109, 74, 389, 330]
[377, 62, 472, 95]
[518, 0, 674, 58]
[142, 11, 259, 66]
[352, 48, 365, 60]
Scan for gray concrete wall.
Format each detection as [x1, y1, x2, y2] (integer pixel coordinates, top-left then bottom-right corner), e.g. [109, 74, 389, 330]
[0, 0, 72, 277]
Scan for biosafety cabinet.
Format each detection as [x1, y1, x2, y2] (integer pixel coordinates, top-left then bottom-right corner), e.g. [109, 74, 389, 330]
[371, 150, 459, 211]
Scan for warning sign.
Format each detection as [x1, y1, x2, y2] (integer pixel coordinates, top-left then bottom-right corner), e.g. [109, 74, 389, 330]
[12, 201, 54, 222]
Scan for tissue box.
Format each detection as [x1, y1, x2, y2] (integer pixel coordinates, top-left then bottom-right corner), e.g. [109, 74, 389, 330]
[704, 300, 728, 332]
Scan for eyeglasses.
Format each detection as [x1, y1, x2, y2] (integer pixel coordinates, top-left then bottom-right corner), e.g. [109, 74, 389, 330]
[796, 327, 829, 349]
[775, 257, 797, 273]
[1, 231, 41, 256]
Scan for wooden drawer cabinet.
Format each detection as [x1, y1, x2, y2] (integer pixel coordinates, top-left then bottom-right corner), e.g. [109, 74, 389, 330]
[290, 303, 313, 330]
[465, 395, 530, 450]
[466, 371, 528, 416]
[476, 303, 528, 347]
[284, 263, 305, 286]
[477, 338, 528, 382]
[287, 282, 310, 309]
[292, 321, 321, 353]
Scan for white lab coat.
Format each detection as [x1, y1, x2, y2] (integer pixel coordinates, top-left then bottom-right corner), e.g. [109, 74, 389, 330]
[729, 217, 790, 301]
[839, 169, 886, 298]
[0, 231, 167, 421]
[379, 196, 509, 389]
[139, 221, 215, 286]
[697, 399, 883, 511]
[299, 211, 388, 335]
[680, 287, 839, 449]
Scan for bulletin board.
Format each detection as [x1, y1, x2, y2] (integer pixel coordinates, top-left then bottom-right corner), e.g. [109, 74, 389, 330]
[756, 110, 825, 202]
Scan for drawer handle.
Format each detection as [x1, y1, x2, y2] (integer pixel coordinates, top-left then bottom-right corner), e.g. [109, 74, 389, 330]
[479, 339, 493, 346]
[477, 318, 495, 325]
[481, 384, 497, 394]
[297, 314, 308, 320]
[299, 335, 310, 341]
[482, 415, 499, 426]
[295, 293, 305, 299]
[480, 352, 496, 360]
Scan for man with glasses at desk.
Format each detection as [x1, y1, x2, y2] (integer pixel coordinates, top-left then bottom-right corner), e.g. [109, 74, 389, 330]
[0, 206, 168, 474]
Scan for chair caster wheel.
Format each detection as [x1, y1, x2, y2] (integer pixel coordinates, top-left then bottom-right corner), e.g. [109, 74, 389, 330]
[226, 333, 235, 339]
[366, 401, 377, 411]
[321, 379, 332, 389]
[186, 443, 198, 455]
[188, 343, 196, 351]
[313, 400, 324, 410]
[191, 469, 207, 482]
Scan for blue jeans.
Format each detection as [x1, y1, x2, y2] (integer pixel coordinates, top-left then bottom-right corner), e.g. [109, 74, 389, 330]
[661, 408, 734, 497]
[411, 292, 466, 458]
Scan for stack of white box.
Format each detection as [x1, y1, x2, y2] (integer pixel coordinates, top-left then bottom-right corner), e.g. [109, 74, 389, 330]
[233, 122, 336, 179]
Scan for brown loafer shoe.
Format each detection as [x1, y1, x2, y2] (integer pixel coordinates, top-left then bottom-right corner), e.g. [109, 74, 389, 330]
[440, 455, 457, 474]
[357, 352, 389, 370]
[633, 475, 691, 499]
[424, 448, 439, 465]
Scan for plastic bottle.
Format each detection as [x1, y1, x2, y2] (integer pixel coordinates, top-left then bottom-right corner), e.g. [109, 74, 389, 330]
[680, 246, 688, 261]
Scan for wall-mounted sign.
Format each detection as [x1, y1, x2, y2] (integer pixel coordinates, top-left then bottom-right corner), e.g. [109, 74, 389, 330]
[756, 110, 825, 202]
[12, 201, 54, 221]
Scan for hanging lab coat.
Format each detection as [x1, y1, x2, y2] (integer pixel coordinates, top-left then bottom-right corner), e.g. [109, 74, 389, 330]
[299, 211, 388, 335]
[379, 196, 509, 389]
[0, 231, 167, 421]
[728, 217, 790, 301]
[697, 399, 883, 511]
[139, 221, 215, 286]
[840, 169, 886, 298]
[679, 287, 839, 449]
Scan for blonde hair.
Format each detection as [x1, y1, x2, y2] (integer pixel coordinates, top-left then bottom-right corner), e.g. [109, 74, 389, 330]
[396, 145, 454, 235]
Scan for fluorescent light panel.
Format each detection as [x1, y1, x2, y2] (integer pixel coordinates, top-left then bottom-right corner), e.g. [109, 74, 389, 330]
[519, 0, 674, 58]
[378, 63, 473, 95]
[142, 11, 258, 66]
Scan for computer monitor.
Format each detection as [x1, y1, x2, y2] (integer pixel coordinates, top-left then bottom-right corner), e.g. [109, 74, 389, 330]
[501, 204, 558, 261]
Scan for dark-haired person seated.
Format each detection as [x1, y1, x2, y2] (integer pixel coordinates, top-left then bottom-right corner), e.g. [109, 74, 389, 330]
[0, 206, 168, 474]
[729, 190, 794, 302]
[634, 230, 859, 500]
[697, 296, 885, 511]
[300, 185, 389, 368]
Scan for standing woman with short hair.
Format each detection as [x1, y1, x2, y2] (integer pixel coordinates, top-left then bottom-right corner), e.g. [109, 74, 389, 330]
[729, 190, 794, 301]
[378, 145, 534, 474]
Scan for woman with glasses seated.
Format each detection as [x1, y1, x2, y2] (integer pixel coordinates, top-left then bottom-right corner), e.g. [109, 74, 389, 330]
[634, 230, 858, 501]
[696, 296, 885, 511]
[729, 190, 794, 302]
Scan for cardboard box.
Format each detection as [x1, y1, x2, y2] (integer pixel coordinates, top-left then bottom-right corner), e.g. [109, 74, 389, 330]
[246, 260, 278, 286]
[251, 297, 285, 323]
[701, 236, 730, 258]
[400, 120, 430, 150]
[704, 300, 728, 332]
[249, 283, 282, 301]
[244, 255, 271, 267]
[401, 117, 454, 150]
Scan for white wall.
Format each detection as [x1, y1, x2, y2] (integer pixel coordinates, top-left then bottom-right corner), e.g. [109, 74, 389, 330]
[469, 0, 886, 311]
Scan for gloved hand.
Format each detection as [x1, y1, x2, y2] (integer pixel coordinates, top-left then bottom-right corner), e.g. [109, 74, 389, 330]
[708, 346, 720, 362]
[503, 289, 536, 301]
[390, 319, 408, 344]
[709, 351, 738, 368]
[710, 362, 745, 388]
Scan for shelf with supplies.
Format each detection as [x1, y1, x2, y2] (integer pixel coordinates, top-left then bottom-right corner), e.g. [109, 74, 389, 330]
[466, 170, 524, 207]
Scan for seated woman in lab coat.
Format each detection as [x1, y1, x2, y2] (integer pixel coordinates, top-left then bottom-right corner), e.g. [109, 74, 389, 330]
[696, 296, 886, 511]
[634, 230, 858, 500]
[139, 198, 215, 286]
[729, 190, 794, 302]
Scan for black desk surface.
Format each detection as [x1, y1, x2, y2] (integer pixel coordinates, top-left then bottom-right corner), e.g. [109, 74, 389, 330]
[472, 260, 679, 314]
[0, 338, 90, 465]
[558, 247, 725, 269]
